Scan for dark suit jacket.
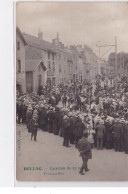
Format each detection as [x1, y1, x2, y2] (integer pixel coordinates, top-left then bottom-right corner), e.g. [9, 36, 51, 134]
[78, 137, 92, 159]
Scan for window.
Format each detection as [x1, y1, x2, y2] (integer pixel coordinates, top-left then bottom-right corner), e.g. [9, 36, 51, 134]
[64, 54, 66, 61]
[68, 63, 70, 72]
[64, 64, 66, 73]
[18, 60, 21, 73]
[59, 64, 61, 73]
[17, 41, 20, 50]
[53, 62, 55, 71]
[52, 53, 54, 60]
[48, 52, 50, 59]
[58, 53, 61, 60]
[48, 61, 51, 69]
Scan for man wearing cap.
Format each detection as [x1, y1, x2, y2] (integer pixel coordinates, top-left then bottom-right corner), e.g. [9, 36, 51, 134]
[30, 117, 38, 141]
[95, 122, 105, 150]
[21, 102, 27, 124]
[17, 100, 22, 124]
[47, 106, 54, 133]
[111, 118, 123, 152]
[74, 117, 85, 148]
[104, 120, 113, 149]
[38, 106, 47, 131]
[62, 93, 67, 108]
[123, 121, 128, 154]
[26, 107, 33, 132]
[53, 107, 61, 135]
[68, 112, 75, 144]
[63, 116, 70, 147]
[78, 132, 92, 175]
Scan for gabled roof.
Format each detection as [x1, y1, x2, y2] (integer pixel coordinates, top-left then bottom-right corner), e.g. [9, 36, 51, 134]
[23, 33, 56, 53]
[25, 60, 46, 72]
[16, 26, 27, 45]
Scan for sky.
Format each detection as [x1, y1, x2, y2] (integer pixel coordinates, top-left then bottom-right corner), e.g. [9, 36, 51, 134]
[16, 1, 128, 58]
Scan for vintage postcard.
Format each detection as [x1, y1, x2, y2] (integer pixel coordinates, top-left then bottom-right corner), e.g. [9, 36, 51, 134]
[16, 1, 128, 182]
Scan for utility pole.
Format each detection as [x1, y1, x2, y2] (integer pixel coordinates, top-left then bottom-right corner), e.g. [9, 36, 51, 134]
[96, 37, 117, 86]
[96, 42, 115, 76]
[123, 56, 126, 75]
[115, 36, 117, 86]
[98, 45, 101, 75]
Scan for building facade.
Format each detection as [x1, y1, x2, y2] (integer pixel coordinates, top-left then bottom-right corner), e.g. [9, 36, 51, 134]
[23, 32, 56, 91]
[52, 34, 69, 85]
[16, 27, 27, 94]
[25, 60, 46, 93]
[16, 28, 99, 93]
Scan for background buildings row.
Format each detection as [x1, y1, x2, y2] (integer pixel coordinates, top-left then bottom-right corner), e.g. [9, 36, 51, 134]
[17, 27, 128, 94]
[16, 27, 128, 94]
[16, 27, 98, 94]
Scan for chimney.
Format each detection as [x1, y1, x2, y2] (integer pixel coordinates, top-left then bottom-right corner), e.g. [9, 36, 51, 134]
[38, 32, 43, 40]
[54, 32, 59, 46]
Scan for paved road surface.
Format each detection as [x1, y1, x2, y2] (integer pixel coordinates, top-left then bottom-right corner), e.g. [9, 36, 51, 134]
[16, 124, 128, 181]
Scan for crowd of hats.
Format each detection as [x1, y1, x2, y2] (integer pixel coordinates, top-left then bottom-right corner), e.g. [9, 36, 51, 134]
[16, 75, 128, 127]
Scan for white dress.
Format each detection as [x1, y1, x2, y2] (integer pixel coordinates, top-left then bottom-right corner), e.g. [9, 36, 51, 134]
[87, 126, 95, 144]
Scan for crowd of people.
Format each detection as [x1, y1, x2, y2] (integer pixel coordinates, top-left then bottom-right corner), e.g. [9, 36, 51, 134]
[16, 74, 128, 154]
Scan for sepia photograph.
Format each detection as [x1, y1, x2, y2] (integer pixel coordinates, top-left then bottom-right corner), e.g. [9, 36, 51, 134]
[16, 1, 128, 182]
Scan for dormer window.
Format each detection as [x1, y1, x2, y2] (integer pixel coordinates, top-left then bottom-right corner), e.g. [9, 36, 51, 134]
[18, 60, 21, 73]
[17, 41, 20, 50]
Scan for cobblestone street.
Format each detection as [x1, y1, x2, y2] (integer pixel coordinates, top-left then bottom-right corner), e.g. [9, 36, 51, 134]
[16, 124, 128, 182]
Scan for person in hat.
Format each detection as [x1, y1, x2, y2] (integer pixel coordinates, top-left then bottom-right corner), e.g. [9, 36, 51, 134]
[104, 120, 113, 149]
[68, 112, 75, 144]
[63, 116, 70, 147]
[53, 107, 61, 135]
[59, 108, 65, 137]
[33, 106, 39, 123]
[78, 132, 92, 175]
[47, 106, 54, 133]
[38, 106, 47, 131]
[62, 93, 68, 108]
[111, 118, 123, 152]
[74, 117, 85, 148]
[17, 100, 22, 124]
[30, 117, 38, 141]
[123, 121, 128, 154]
[87, 123, 95, 148]
[95, 121, 105, 150]
[21, 101, 27, 124]
[26, 107, 33, 132]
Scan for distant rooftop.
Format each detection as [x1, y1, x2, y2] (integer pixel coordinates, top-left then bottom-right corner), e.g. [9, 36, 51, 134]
[25, 60, 46, 72]
[23, 33, 56, 53]
[16, 26, 27, 45]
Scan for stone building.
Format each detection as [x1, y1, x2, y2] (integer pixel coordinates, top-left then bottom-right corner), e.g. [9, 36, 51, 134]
[16, 27, 27, 94]
[74, 45, 88, 82]
[52, 34, 68, 85]
[65, 49, 74, 82]
[69, 46, 78, 82]
[25, 60, 46, 93]
[19, 29, 99, 91]
[23, 32, 56, 90]
[76, 45, 98, 81]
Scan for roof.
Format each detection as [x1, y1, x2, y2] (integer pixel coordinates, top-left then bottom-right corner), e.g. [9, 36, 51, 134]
[23, 33, 56, 53]
[25, 60, 46, 72]
[16, 27, 27, 45]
